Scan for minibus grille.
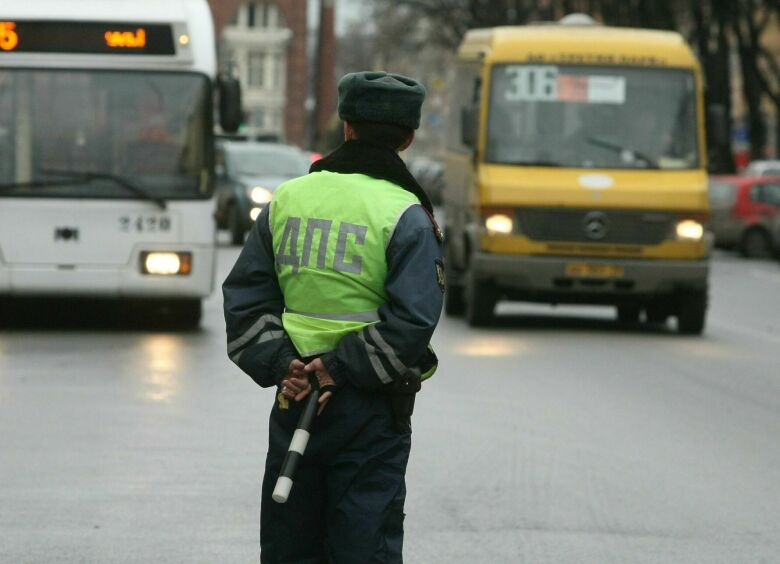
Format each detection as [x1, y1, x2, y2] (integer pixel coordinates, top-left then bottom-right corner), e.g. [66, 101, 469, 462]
[518, 209, 673, 245]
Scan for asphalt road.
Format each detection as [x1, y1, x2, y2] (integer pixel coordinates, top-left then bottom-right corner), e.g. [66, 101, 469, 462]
[1, 246, 779, 563]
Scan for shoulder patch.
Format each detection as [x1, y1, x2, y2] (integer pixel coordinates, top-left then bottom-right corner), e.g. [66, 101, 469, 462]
[435, 259, 446, 293]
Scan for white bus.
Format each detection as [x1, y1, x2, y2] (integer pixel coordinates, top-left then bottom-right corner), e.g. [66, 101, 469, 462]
[0, 0, 240, 326]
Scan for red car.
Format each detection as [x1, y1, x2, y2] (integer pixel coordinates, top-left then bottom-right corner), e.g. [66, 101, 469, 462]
[709, 176, 780, 257]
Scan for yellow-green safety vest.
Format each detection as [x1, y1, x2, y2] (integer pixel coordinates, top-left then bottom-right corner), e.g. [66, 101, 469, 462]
[270, 170, 420, 359]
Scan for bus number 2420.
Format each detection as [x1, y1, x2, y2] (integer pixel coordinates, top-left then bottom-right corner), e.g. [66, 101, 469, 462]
[119, 216, 172, 233]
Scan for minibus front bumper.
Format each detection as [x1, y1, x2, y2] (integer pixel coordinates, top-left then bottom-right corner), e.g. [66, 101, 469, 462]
[471, 252, 708, 300]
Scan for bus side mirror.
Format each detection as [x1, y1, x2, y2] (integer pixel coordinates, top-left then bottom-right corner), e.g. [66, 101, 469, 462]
[219, 77, 243, 134]
[461, 106, 479, 148]
[707, 104, 729, 148]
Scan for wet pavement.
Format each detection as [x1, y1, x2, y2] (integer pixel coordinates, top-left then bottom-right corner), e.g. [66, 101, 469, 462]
[1, 246, 779, 563]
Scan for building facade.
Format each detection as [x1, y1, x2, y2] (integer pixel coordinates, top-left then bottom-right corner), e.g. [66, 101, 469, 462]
[208, 0, 308, 146]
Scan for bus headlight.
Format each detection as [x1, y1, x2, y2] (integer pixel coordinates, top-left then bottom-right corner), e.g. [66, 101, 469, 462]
[141, 252, 192, 276]
[485, 214, 514, 235]
[675, 219, 704, 241]
[249, 186, 273, 205]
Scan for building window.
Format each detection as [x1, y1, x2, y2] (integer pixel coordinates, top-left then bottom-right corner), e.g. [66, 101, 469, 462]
[248, 51, 265, 88]
[239, 2, 282, 30]
[251, 108, 266, 130]
[247, 3, 256, 28]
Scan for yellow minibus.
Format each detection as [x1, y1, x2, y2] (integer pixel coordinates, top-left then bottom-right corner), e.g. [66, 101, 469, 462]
[444, 17, 709, 334]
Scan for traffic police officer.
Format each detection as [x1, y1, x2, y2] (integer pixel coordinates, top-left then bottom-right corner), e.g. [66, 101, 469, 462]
[223, 71, 444, 563]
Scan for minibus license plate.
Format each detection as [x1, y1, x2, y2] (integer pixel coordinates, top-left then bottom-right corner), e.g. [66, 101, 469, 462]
[565, 263, 624, 278]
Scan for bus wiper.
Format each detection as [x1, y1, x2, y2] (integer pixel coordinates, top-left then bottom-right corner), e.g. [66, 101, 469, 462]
[586, 137, 659, 169]
[0, 178, 88, 191]
[39, 169, 167, 210]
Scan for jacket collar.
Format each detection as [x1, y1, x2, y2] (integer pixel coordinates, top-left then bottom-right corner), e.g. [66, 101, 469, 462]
[309, 140, 434, 214]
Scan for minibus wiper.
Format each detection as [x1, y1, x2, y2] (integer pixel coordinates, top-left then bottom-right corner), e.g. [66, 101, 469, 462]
[39, 169, 167, 210]
[586, 137, 659, 169]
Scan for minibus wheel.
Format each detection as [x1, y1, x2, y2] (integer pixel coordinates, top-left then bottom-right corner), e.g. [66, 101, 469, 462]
[465, 272, 496, 327]
[444, 285, 465, 316]
[443, 248, 465, 316]
[676, 290, 707, 335]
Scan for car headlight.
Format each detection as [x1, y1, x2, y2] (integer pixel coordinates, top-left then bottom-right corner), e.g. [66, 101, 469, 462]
[141, 252, 192, 276]
[675, 219, 704, 241]
[249, 186, 273, 205]
[249, 207, 262, 221]
[485, 213, 514, 235]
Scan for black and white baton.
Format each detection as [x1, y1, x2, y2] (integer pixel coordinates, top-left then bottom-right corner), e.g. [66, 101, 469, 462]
[272, 376, 320, 504]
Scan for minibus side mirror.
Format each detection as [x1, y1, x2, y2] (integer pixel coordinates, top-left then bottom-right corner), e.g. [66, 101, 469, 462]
[461, 106, 479, 148]
[707, 104, 730, 148]
[219, 77, 243, 134]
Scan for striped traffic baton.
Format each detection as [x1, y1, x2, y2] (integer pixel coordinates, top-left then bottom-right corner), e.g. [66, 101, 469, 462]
[272, 375, 320, 504]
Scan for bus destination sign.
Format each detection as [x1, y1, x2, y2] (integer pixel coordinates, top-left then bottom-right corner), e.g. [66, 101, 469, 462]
[0, 21, 175, 55]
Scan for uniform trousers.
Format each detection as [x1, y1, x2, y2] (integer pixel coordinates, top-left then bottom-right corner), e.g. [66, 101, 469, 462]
[260, 384, 411, 564]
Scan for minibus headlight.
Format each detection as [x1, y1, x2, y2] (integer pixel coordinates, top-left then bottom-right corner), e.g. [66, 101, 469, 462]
[675, 220, 704, 241]
[485, 214, 514, 235]
[249, 207, 262, 221]
[249, 186, 273, 205]
[141, 252, 192, 276]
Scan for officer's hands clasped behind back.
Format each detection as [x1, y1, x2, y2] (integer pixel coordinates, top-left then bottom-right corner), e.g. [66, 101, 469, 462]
[280, 358, 336, 414]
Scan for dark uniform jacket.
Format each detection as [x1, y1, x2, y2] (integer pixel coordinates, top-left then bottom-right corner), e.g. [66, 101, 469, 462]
[223, 140, 443, 391]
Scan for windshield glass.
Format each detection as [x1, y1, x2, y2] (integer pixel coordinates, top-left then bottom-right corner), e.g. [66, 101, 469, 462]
[486, 65, 699, 170]
[225, 146, 310, 177]
[0, 69, 211, 198]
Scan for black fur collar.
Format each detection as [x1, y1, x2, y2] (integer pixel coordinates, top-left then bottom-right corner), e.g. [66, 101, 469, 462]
[310, 140, 434, 214]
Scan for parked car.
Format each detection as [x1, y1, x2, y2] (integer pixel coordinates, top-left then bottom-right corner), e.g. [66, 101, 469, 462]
[743, 159, 780, 177]
[215, 141, 311, 244]
[407, 157, 444, 206]
[708, 175, 780, 257]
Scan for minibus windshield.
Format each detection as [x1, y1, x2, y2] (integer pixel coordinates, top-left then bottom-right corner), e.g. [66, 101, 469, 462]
[486, 65, 698, 170]
[0, 69, 211, 199]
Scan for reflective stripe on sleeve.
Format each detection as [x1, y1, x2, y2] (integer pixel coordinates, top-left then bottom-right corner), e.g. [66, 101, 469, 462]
[257, 330, 286, 345]
[357, 332, 394, 384]
[367, 325, 407, 375]
[227, 313, 282, 354]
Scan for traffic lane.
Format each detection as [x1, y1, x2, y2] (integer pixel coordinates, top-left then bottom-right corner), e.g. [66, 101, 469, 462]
[0, 253, 268, 563]
[0, 248, 778, 562]
[407, 259, 780, 562]
[708, 252, 780, 342]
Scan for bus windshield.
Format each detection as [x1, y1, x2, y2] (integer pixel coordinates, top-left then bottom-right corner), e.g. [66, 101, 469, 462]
[486, 65, 698, 170]
[0, 69, 211, 199]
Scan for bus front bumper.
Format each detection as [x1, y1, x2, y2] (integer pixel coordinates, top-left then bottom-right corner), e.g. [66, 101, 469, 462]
[0, 246, 215, 299]
[471, 253, 708, 299]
